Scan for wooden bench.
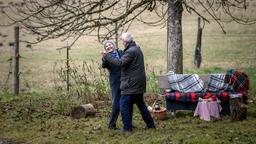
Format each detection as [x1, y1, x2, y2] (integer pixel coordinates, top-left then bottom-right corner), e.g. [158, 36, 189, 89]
[158, 75, 230, 115]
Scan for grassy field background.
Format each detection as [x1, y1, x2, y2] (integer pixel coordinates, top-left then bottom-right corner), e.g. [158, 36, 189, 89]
[0, 9, 256, 91]
[1, 1, 256, 144]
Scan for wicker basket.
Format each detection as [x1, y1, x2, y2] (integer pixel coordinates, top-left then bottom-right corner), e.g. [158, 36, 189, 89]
[150, 107, 167, 120]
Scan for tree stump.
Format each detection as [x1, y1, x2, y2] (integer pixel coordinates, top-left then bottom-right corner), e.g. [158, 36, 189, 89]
[71, 104, 96, 119]
[229, 95, 247, 121]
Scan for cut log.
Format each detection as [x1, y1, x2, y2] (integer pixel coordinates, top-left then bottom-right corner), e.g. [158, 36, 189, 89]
[71, 104, 96, 119]
[230, 96, 247, 121]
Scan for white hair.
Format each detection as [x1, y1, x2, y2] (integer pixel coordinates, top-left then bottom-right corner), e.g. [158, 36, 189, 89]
[102, 40, 116, 49]
[121, 32, 133, 42]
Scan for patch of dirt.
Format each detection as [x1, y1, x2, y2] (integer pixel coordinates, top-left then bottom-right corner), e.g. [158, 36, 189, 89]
[0, 138, 25, 144]
[0, 139, 12, 144]
[0, 102, 14, 114]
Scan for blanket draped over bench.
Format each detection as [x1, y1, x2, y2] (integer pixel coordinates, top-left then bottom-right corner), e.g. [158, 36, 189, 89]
[159, 69, 249, 114]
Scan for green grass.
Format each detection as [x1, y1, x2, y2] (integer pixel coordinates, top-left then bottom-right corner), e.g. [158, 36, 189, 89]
[1, 3, 256, 143]
[1, 90, 256, 144]
[0, 66, 256, 143]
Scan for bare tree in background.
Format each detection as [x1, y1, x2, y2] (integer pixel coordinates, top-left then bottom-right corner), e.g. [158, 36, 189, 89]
[0, 0, 255, 73]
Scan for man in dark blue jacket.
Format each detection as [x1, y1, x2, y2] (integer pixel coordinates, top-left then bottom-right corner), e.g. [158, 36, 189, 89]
[102, 40, 123, 130]
[102, 33, 155, 132]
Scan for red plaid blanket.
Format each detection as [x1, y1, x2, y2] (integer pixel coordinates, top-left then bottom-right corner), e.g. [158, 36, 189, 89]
[163, 92, 230, 103]
[226, 69, 249, 102]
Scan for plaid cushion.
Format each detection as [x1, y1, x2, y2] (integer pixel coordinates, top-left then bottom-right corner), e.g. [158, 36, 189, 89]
[207, 74, 231, 92]
[167, 72, 204, 93]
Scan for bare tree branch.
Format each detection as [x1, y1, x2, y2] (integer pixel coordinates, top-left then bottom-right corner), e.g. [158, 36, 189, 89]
[0, 0, 255, 47]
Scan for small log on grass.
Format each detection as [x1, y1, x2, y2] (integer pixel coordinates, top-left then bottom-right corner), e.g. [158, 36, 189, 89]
[230, 98, 247, 121]
[71, 103, 96, 119]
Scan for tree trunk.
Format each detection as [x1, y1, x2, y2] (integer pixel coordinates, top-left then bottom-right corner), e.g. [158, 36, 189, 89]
[13, 26, 20, 95]
[194, 17, 202, 68]
[167, 0, 183, 73]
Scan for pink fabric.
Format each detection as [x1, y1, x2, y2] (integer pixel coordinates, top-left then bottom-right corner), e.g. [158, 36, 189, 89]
[194, 101, 222, 121]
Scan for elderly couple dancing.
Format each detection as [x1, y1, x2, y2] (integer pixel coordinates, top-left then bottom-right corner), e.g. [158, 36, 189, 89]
[101, 32, 155, 132]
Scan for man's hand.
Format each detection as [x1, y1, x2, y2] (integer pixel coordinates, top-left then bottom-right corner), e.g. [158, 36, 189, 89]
[101, 50, 109, 58]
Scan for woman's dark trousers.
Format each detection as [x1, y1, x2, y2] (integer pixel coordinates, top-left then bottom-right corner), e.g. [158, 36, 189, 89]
[108, 82, 121, 129]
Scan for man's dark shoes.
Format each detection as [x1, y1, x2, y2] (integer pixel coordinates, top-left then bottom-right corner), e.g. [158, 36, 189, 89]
[108, 126, 119, 130]
[145, 126, 156, 129]
[118, 128, 132, 133]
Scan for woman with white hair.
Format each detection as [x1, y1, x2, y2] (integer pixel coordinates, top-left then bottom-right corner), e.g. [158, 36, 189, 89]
[101, 40, 123, 130]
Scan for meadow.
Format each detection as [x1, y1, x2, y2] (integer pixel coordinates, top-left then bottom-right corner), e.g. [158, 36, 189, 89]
[1, 3, 256, 144]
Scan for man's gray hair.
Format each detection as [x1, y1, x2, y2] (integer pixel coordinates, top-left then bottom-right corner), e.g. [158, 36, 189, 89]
[102, 40, 116, 49]
[121, 32, 133, 42]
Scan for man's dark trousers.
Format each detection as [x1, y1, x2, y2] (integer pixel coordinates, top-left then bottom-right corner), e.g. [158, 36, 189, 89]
[120, 94, 155, 131]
